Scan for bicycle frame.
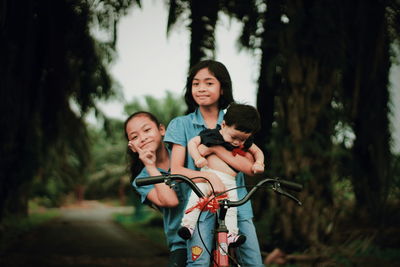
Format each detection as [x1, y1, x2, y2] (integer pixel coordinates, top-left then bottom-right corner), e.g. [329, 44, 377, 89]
[212, 198, 231, 267]
[136, 174, 302, 267]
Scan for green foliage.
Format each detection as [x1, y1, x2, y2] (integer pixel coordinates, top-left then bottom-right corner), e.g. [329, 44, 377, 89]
[85, 119, 129, 199]
[330, 240, 400, 266]
[0, 0, 138, 220]
[84, 92, 185, 200]
[124, 90, 186, 126]
[113, 206, 166, 247]
[254, 205, 278, 250]
[22, 90, 179, 211]
[28, 115, 93, 206]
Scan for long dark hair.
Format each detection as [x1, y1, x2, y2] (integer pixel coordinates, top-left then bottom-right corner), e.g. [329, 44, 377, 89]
[124, 111, 162, 182]
[184, 60, 235, 113]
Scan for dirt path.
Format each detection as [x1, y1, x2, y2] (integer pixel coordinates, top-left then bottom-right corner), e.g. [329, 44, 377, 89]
[1, 201, 169, 266]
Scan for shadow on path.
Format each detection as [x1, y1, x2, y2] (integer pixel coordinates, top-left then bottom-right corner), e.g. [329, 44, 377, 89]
[1, 201, 169, 266]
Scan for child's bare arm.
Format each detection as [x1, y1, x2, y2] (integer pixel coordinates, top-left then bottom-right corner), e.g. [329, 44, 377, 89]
[170, 143, 225, 194]
[248, 144, 265, 174]
[205, 146, 255, 176]
[188, 136, 208, 168]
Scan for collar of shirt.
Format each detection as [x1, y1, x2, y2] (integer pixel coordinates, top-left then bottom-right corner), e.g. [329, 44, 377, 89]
[191, 108, 225, 128]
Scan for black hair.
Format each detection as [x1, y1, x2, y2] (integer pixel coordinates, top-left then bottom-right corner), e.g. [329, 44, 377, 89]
[124, 111, 162, 182]
[184, 60, 235, 113]
[224, 103, 261, 133]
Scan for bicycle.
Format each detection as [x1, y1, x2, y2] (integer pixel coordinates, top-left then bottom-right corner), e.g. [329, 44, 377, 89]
[136, 174, 303, 267]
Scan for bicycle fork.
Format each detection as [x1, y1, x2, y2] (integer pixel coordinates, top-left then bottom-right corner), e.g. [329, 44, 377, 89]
[213, 200, 230, 267]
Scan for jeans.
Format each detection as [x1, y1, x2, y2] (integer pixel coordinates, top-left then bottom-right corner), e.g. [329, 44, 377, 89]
[186, 214, 264, 267]
[168, 248, 187, 267]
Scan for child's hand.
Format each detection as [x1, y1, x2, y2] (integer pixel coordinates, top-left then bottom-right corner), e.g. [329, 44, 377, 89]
[195, 157, 208, 168]
[129, 141, 156, 167]
[128, 140, 135, 152]
[252, 162, 265, 174]
[197, 144, 213, 157]
[206, 173, 226, 195]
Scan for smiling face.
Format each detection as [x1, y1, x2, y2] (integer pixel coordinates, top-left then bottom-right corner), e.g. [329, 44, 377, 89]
[125, 114, 165, 153]
[220, 121, 251, 147]
[191, 68, 222, 109]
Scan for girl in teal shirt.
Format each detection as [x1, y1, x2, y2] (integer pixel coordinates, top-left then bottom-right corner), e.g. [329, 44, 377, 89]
[164, 60, 264, 266]
[125, 111, 188, 267]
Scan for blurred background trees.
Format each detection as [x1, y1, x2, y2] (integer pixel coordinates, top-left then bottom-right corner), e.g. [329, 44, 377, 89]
[0, 0, 138, 219]
[1, 0, 399, 258]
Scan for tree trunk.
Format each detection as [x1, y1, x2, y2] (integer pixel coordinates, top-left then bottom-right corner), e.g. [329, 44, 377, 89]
[342, 1, 392, 223]
[252, 0, 283, 220]
[271, 0, 343, 250]
[188, 0, 219, 67]
[0, 0, 42, 221]
[275, 53, 338, 250]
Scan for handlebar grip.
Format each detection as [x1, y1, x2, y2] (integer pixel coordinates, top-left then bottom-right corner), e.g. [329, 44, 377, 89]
[135, 175, 167, 186]
[278, 179, 303, 192]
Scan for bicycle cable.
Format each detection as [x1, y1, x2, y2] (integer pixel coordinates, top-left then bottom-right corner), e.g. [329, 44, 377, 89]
[195, 185, 248, 267]
[187, 178, 273, 266]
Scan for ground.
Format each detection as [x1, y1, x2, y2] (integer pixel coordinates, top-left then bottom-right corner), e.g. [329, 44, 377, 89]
[1, 200, 399, 267]
[0, 201, 169, 267]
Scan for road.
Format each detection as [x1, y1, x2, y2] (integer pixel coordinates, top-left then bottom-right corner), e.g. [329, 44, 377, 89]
[0, 201, 169, 267]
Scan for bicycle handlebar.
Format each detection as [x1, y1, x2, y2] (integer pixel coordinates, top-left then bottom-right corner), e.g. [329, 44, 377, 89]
[136, 174, 303, 206]
[135, 174, 206, 198]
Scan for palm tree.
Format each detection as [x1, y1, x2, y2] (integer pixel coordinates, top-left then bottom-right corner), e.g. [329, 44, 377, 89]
[252, 0, 398, 250]
[0, 0, 138, 221]
[167, 0, 220, 67]
[165, 0, 400, 252]
[341, 0, 394, 223]
[124, 90, 186, 126]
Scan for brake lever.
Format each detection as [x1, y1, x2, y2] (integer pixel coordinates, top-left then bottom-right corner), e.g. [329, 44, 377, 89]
[165, 178, 175, 188]
[273, 182, 302, 206]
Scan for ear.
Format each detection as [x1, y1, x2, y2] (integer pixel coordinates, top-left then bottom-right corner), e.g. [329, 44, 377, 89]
[159, 124, 166, 136]
[221, 120, 226, 129]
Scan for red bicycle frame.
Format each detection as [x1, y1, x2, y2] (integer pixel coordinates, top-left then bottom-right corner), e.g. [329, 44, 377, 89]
[212, 199, 230, 267]
[135, 174, 302, 267]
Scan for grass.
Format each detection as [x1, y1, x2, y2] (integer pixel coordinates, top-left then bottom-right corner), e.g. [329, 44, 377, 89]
[112, 205, 167, 248]
[0, 201, 60, 252]
[330, 241, 400, 267]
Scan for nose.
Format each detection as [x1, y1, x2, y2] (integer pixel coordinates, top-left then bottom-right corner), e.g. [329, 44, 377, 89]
[139, 135, 148, 143]
[233, 139, 244, 147]
[198, 83, 206, 92]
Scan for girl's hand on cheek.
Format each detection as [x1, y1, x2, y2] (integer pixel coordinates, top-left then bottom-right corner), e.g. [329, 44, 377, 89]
[136, 147, 156, 167]
[128, 141, 135, 152]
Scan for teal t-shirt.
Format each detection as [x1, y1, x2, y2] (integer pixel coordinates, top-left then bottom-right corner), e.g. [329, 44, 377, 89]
[164, 108, 254, 220]
[132, 165, 189, 252]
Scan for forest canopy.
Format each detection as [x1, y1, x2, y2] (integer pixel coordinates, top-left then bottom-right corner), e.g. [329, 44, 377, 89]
[0, 0, 399, 260]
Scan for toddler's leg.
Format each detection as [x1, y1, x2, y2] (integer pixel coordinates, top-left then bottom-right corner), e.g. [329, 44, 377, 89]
[180, 182, 211, 240]
[221, 175, 246, 247]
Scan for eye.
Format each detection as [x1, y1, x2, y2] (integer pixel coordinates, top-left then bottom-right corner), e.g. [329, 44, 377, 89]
[192, 82, 199, 87]
[233, 136, 244, 142]
[207, 82, 214, 86]
[144, 127, 151, 132]
[130, 136, 138, 141]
